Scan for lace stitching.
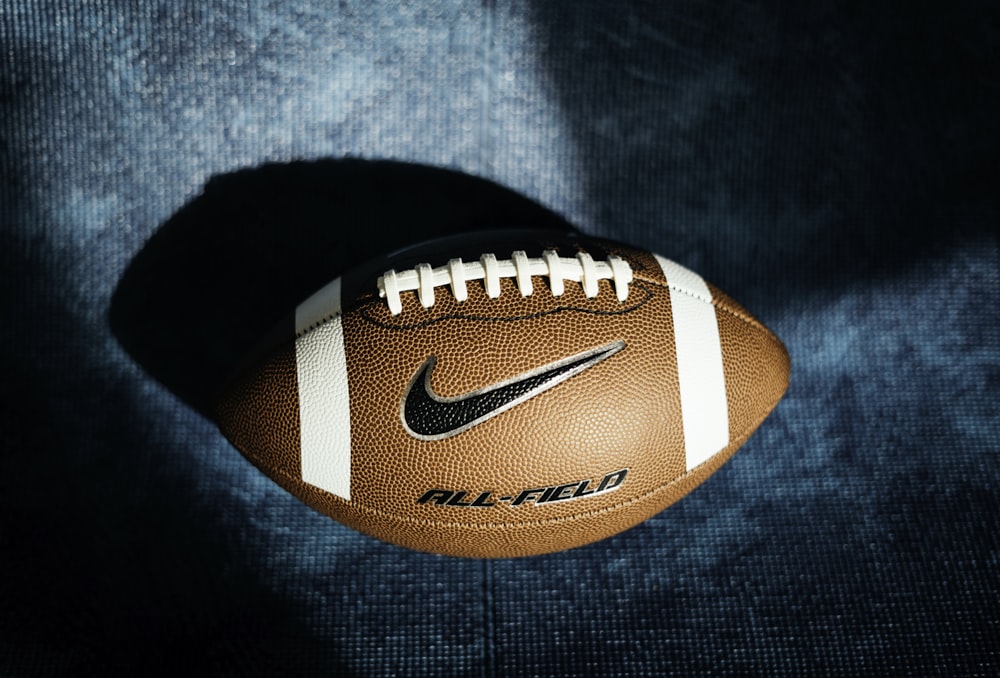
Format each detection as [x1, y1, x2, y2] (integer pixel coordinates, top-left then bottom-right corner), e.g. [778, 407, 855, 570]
[377, 250, 633, 315]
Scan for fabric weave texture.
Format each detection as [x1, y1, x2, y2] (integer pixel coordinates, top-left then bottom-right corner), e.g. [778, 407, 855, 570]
[1, 2, 997, 675]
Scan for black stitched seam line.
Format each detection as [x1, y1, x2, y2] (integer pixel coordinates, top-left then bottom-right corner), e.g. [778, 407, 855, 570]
[294, 270, 771, 341]
[356, 281, 655, 331]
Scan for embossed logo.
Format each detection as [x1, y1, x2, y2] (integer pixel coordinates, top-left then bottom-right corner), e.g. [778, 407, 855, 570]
[401, 340, 625, 440]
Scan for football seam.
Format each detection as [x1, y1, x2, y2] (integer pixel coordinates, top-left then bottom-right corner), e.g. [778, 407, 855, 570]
[294, 282, 650, 337]
[353, 282, 656, 331]
[296, 272, 775, 341]
[296, 310, 343, 338]
[632, 272, 773, 335]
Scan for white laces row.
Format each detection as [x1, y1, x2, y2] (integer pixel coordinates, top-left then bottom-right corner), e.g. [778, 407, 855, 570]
[378, 250, 634, 315]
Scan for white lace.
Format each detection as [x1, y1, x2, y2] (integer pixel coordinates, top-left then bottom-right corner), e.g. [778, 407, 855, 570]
[377, 250, 633, 315]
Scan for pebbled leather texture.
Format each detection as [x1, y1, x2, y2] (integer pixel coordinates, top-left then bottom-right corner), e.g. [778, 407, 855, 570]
[216, 234, 790, 557]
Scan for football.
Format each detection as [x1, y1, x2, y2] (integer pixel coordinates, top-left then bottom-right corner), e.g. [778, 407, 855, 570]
[215, 229, 790, 557]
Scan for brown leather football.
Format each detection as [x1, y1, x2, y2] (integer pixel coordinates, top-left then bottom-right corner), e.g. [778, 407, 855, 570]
[216, 229, 790, 557]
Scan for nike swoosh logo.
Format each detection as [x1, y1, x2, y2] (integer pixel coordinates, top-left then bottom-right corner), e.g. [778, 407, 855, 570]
[401, 340, 626, 441]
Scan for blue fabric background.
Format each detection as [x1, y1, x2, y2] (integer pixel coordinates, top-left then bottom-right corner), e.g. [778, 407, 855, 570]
[2, 2, 998, 675]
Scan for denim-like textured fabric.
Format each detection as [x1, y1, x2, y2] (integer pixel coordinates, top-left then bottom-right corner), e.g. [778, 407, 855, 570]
[2, 2, 998, 675]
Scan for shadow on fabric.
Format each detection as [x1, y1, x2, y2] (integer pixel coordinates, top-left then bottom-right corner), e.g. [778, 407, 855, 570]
[523, 2, 999, 300]
[110, 158, 575, 420]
